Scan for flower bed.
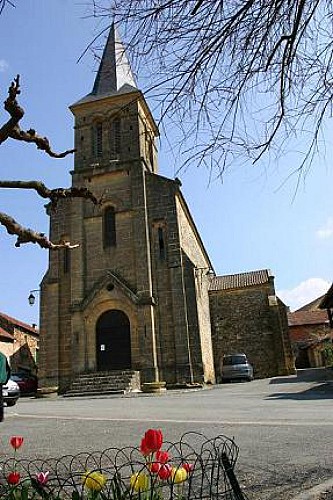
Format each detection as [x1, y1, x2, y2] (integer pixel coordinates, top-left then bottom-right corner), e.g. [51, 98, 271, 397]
[0, 430, 244, 499]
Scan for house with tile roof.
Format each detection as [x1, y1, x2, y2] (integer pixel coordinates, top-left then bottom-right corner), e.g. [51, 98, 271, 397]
[288, 300, 333, 368]
[209, 269, 295, 380]
[0, 312, 39, 375]
[319, 283, 333, 328]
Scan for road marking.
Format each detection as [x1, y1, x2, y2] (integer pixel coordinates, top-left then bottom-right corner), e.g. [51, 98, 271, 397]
[10, 414, 333, 426]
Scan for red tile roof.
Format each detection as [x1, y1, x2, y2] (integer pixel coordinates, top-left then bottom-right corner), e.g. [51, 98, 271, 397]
[0, 326, 14, 341]
[209, 269, 272, 291]
[0, 312, 39, 336]
[288, 310, 329, 327]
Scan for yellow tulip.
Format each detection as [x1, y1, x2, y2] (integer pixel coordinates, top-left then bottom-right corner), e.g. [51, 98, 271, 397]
[130, 472, 150, 492]
[82, 470, 107, 491]
[171, 466, 187, 484]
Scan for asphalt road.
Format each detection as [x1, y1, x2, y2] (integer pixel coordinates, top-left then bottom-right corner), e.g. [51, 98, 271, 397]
[1, 374, 332, 499]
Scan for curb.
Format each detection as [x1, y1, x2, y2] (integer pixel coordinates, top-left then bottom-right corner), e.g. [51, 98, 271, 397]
[292, 478, 333, 500]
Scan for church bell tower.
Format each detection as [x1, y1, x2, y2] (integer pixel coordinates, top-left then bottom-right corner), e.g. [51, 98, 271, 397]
[38, 24, 215, 394]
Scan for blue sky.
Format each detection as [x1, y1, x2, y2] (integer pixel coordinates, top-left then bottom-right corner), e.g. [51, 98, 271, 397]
[1, 1, 333, 326]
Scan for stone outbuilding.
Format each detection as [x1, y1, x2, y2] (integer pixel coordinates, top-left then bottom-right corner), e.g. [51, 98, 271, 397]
[289, 295, 333, 368]
[209, 269, 295, 379]
[0, 312, 39, 375]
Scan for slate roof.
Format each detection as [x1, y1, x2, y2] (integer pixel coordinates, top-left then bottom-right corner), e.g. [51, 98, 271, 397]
[72, 24, 138, 107]
[209, 269, 272, 291]
[288, 310, 329, 327]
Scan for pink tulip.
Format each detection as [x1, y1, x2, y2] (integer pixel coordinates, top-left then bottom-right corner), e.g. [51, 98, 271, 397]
[182, 462, 194, 473]
[36, 471, 50, 485]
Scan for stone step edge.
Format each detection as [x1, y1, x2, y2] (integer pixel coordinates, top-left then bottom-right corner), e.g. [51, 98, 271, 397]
[63, 388, 126, 398]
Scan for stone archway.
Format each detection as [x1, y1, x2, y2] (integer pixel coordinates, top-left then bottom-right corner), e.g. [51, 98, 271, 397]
[96, 310, 131, 371]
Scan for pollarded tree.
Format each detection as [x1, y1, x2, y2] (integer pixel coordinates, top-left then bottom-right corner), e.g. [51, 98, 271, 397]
[90, 0, 333, 176]
[0, 0, 97, 249]
[0, 76, 98, 249]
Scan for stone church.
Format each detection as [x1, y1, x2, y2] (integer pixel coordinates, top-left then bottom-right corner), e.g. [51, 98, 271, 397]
[38, 26, 293, 395]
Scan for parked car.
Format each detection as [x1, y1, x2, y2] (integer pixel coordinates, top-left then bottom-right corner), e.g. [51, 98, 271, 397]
[221, 353, 254, 382]
[11, 373, 38, 395]
[3, 378, 20, 406]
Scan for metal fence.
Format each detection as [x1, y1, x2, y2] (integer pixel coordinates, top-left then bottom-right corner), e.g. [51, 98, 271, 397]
[0, 432, 246, 499]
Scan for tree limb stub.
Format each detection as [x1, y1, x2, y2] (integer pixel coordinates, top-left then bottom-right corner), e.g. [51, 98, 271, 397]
[0, 180, 100, 208]
[0, 75, 75, 158]
[0, 212, 79, 250]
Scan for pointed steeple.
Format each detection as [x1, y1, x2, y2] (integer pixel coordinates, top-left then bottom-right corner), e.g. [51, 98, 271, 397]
[92, 24, 137, 96]
[72, 24, 138, 106]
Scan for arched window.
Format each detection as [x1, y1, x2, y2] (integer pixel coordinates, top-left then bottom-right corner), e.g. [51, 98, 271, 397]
[103, 206, 116, 248]
[91, 122, 103, 157]
[109, 118, 121, 158]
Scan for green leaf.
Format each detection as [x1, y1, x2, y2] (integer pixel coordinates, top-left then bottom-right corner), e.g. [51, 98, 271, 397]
[71, 491, 81, 500]
[20, 485, 29, 500]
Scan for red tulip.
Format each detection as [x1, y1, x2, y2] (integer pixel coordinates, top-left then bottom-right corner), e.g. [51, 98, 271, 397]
[141, 429, 163, 455]
[149, 450, 169, 474]
[7, 471, 20, 485]
[10, 436, 24, 450]
[158, 463, 172, 480]
[140, 437, 151, 456]
[155, 450, 169, 464]
[149, 461, 161, 474]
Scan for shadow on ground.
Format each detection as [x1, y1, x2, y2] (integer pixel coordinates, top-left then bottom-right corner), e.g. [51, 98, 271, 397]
[270, 367, 333, 384]
[265, 382, 333, 400]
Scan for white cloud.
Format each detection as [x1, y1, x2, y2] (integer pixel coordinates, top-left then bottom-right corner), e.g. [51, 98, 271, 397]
[316, 218, 333, 239]
[0, 59, 8, 72]
[277, 277, 331, 312]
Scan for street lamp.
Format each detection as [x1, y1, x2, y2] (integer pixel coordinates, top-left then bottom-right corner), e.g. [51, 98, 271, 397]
[28, 289, 40, 306]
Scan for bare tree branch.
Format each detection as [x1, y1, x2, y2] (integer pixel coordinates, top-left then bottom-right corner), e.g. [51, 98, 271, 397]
[0, 76, 98, 249]
[0, 180, 99, 208]
[0, 212, 79, 249]
[89, 0, 333, 178]
[0, 0, 15, 15]
[0, 75, 76, 158]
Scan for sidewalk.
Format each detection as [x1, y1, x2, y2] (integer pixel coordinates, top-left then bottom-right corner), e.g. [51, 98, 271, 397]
[292, 478, 333, 500]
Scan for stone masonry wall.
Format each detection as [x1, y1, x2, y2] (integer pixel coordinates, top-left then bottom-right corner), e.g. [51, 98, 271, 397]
[146, 174, 215, 384]
[209, 285, 293, 379]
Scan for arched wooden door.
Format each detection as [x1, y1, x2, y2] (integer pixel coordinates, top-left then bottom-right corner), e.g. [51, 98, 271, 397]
[96, 310, 131, 371]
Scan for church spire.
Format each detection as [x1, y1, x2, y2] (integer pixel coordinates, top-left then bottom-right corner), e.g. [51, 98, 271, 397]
[72, 24, 138, 106]
[92, 23, 137, 96]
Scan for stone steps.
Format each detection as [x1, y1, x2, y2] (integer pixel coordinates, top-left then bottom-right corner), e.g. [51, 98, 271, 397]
[63, 370, 141, 397]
